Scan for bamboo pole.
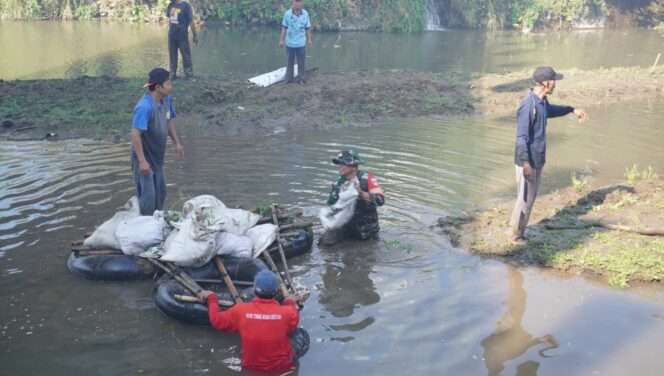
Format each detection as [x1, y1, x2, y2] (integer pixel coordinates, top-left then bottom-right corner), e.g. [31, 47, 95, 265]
[271, 204, 295, 292]
[261, 251, 291, 299]
[651, 53, 662, 72]
[174, 294, 234, 307]
[214, 257, 243, 304]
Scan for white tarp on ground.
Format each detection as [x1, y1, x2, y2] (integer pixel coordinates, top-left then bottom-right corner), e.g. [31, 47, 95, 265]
[83, 196, 140, 250]
[319, 178, 359, 230]
[246, 223, 278, 258]
[115, 211, 170, 256]
[248, 65, 298, 88]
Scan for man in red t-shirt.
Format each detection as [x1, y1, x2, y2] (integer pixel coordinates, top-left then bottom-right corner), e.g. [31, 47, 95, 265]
[198, 271, 309, 374]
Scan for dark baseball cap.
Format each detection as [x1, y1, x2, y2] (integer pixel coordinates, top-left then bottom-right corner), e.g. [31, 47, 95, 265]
[144, 67, 171, 88]
[332, 150, 362, 166]
[532, 66, 564, 83]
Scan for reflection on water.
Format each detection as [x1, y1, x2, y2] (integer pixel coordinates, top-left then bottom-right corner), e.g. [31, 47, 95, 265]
[481, 267, 558, 376]
[3, 21, 664, 79]
[319, 244, 381, 319]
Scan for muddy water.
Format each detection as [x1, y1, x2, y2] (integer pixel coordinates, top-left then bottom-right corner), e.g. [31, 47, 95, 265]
[2, 21, 664, 79]
[2, 97, 664, 375]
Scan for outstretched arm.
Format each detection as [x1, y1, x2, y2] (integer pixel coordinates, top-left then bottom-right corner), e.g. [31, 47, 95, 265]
[206, 293, 239, 332]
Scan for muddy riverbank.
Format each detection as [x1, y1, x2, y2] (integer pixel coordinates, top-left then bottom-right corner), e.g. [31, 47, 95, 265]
[437, 171, 664, 288]
[2, 66, 663, 140]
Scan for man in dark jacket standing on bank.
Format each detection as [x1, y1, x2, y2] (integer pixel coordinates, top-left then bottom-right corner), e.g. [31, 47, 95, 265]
[166, 0, 198, 79]
[510, 66, 587, 244]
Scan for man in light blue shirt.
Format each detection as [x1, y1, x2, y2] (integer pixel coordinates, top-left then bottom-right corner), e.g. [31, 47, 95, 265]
[279, 0, 312, 84]
[131, 68, 185, 215]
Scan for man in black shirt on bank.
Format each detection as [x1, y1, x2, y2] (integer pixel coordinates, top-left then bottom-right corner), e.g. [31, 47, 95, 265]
[166, 0, 198, 79]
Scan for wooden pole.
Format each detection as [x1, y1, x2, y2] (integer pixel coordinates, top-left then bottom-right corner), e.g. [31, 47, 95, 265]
[148, 259, 203, 299]
[174, 294, 234, 307]
[72, 249, 123, 257]
[261, 251, 291, 299]
[651, 53, 661, 72]
[214, 257, 243, 305]
[271, 204, 296, 291]
[278, 221, 315, 231]
[193, 278, 253, 286]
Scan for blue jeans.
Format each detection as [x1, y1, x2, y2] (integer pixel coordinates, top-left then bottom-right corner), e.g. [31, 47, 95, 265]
[132, 158, 167, 215]
[286, 47, 306, 82]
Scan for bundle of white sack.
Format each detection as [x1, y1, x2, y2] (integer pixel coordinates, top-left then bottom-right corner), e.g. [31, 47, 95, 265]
[319, 177, 359, 230]
[83, 195, 280, 267]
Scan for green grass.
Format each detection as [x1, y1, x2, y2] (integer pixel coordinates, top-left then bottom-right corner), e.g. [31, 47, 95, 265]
[625, 165, 658, 184]
[384, 239, 415, 253]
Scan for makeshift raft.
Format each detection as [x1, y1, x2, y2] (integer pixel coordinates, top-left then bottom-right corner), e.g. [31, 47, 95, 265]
[68, 206, 314, 281]
[68, 227, 313, 281]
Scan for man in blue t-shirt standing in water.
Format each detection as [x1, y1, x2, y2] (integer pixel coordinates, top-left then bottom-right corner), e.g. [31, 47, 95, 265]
[131, 68, 185, 215]
[279, 0, 313, 84]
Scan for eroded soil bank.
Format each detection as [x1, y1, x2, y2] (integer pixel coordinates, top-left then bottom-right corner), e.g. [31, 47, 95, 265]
[2, 66, 663, 140]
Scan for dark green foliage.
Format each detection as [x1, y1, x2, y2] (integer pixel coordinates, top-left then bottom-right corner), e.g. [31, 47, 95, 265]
[1, 0, 663, 30]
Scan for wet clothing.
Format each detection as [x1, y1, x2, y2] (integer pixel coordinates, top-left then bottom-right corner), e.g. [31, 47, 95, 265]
[206, 295, 301, 374]
[282, 9, 311, 48]
[131, 94, 175, 215]
[509, 165, 542, 238]
[286, 46, 306, 83]
[166, 1, 194, 77]
[326, 171, 384, 241]
[131, 160, 167, 216]
[514, 90, 574, 169]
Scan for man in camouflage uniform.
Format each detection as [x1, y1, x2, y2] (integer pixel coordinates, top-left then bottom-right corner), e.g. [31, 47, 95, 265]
[320, 150, 385, 246]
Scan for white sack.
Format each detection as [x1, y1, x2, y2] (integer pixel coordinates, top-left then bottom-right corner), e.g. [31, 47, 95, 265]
[115, 211, 170, 256]
[215, 232, 254, 258]
[319, 179, 359, 230]
[160, 219, 216, 267]
[181, 195, 260, 235]
[246, 224, 278, 258]
[83, 196, 140, 249]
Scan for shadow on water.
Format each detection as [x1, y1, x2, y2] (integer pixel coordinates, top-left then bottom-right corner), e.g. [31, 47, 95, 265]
[481, 267, 558, 376]
[318, 241, 381, 320]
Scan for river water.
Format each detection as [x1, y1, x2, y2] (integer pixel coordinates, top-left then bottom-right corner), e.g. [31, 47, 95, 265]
[1, 22, 664, 376]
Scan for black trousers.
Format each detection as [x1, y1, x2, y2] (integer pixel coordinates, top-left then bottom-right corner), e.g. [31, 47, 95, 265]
[285, 47, 306, 82]
[168, 34, 193, 78]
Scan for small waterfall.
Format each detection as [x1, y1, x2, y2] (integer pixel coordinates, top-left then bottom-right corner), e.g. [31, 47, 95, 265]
[425, 0, 445, 31]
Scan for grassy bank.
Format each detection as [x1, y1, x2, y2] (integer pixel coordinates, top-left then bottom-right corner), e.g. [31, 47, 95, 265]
[437, 168, 664, 287]
[1, 66, 664, 140]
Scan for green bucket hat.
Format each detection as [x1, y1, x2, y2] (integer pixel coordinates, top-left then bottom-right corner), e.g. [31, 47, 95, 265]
[332, 150, 362, 166]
